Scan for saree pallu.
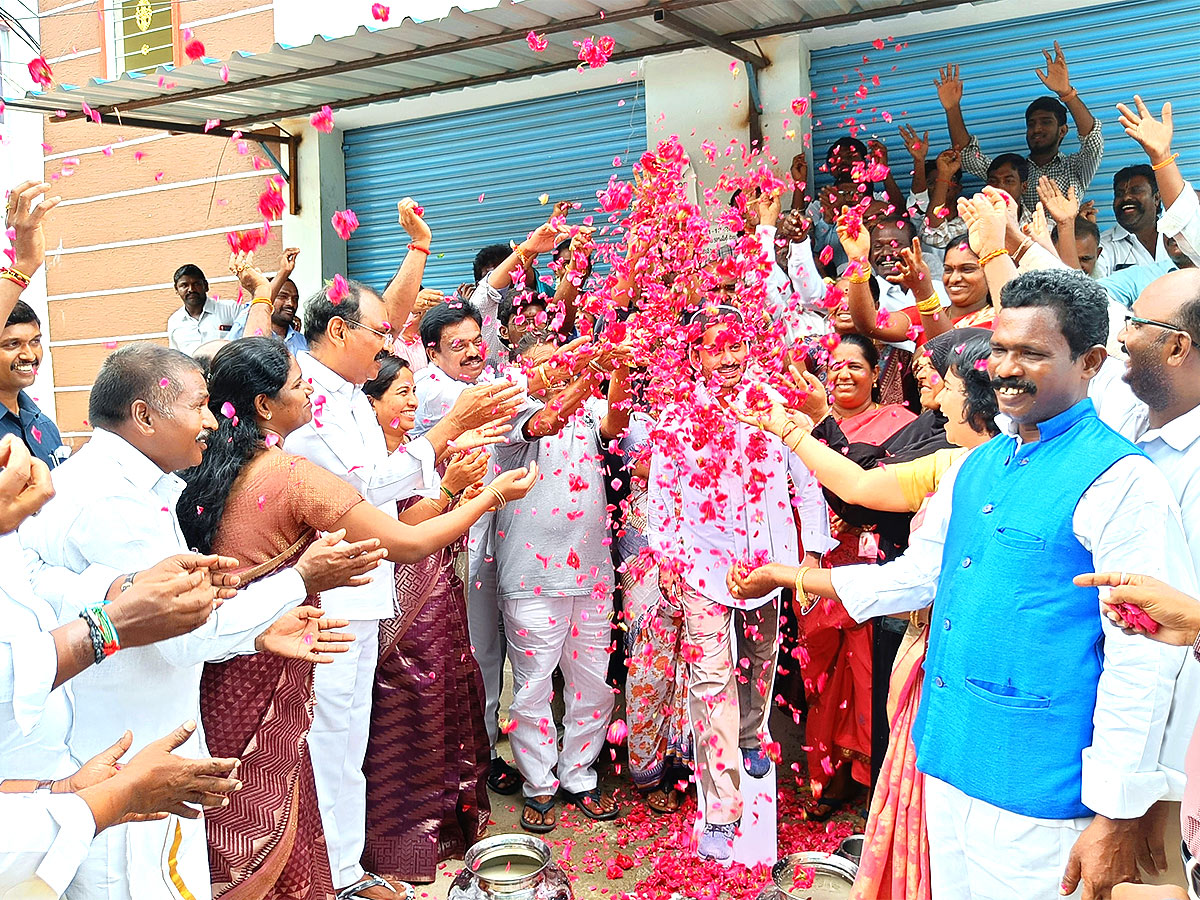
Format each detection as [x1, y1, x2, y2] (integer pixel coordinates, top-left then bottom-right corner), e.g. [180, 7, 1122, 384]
[624, 564, 693, 789]
[362, 528, 490, 883]
[200, 532, 335, 900]
[850, 616, 931, 900]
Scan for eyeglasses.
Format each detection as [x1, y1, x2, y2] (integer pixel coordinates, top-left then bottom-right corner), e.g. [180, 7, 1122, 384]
[345, 318, 394, 349]
[1123, 312, 1188, 335]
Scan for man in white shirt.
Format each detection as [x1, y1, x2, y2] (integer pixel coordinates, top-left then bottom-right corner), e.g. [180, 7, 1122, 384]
[411, 300, 555, 795]
[648, 304, 835, 861]
[1096, 166, 1172, 279]
[166, 264, 240, 355]
[797, 270, 1195, 899]
[19, 343, 373, 900]
[286, 282, 514, 898]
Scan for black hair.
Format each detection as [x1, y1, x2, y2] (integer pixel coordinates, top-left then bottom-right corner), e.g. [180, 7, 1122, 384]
[686, 303, 744, 336]
[177, 337, 291, 553]
[826, 137, 869, 173]
[473, 243, 512, 284]
[988, 153, 1030, 184]
[88, 343, 203, 429]
[1025, 96, 1068, 128]
[173, 264, 206, 285]
[1177, 293, 1200, 347]
[1050, 216, 1102, 247]
[835, 332, 881, 403]
[362, 352, 411, 402]
[418, 299, 483, 353]
[871, 216, 916, 241]
[302, 279, 373, 345]
[924, 158, 962, 184]
[946, 333, 1001, 436]
[925, 326, 991, 378]
[1113, 164, 1158, 195]
[999, 269, 1108, 358]
[5, 299, 39, 329]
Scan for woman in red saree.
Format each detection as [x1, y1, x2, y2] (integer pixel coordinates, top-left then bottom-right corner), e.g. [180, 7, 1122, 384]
[179, 338, 535, 900]
[359, 355, 494, 885]
[803, 333, 915, 819]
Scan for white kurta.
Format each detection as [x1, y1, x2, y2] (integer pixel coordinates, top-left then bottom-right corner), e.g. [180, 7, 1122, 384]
[0, 792, 96, 898]
[19, 428, 306, 900]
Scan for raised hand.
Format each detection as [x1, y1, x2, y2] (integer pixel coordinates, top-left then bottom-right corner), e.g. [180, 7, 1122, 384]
[785, 365, 831, 423]
[898, 125, 929, 162]
[777, 208, 812, 244]
[934, 64, 964, 110]
[5, 180, 62, 276]
[934, 148, 962, 181]
[523, 222, 569, 255]
[108, 552, 242, 646]
[448, 416, 511, 453]
[294, 529, 387, 594]
[958, 194, 1006, 256]
[1037, 176, 1079, 225]
[1074, 571, 1200, 646]
[1034, 40, 1072, 96]
[1078, 199, 1098, 223]
[441, 447, 490, 496]
[836, 206, 870, 261]
[277, 247, 300, 278]
[754, 190, 783, 229]
[867, 139, 889, 167]
[448, 381, 523, 432]
[492, 462, 539, 502]
[790, 153, 808, 190]
[255, 606, 354, 663]
[414, 287, 444, 313]
[1116, 95, 1174, 166]
[890, 237, 934, 299]
[397, 197, 431, 246]
[229, 250, 270, 296]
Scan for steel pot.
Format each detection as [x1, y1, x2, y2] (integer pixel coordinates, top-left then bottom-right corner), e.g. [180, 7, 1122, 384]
[448, 834, 572, 900]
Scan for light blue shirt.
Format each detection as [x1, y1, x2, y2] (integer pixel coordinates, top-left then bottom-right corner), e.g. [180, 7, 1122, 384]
[227, 307, 309, 355]
[1098, 259, 1177, 308]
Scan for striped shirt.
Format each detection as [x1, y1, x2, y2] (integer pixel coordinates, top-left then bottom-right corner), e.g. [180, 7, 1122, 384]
[960, 124, 1105, 210]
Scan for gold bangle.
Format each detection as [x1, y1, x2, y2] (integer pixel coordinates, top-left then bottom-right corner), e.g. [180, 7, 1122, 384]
[794, 566, 818, 614]
[977, 247, 1010, 267]
[785, 432, 807, 455]
[1012, 236, 1034, 265]
[846, 262, 873, 284]
[779, 421, 798, 443]
[1152, 152, 1179, 172]
[484, 486, 507, 511]
[250, 296, 273, 307]
[916, 293, 942, 315]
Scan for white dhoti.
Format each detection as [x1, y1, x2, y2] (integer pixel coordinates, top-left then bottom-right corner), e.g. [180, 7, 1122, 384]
[309, 618, 380, 888]
[924, 774, 1091, 900]
[500, 591, 614, 798]
[66, 814, 210, 900]
[467, 517, 506, 752]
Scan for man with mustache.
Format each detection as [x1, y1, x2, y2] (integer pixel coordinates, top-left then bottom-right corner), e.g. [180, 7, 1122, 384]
[765, 270, 1195, 899]
[648, 304, 834, 861]
[0, 300, 65, 468]
[1096, 166, 1173, 278]
[227, 247, 308, 354]
[166, 264, 240, 355]
[18, 342, 380, 900]
[935, 41, 1104, 212]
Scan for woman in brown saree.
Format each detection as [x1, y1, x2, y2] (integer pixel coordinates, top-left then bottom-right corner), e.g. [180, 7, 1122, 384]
[179, 338, 536, 900]
[359, 355, 493, 885]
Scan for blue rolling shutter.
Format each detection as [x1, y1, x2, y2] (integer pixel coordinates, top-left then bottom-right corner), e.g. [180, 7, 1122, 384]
[808, 0, 1200, 229]
[343, 83, 646, 293]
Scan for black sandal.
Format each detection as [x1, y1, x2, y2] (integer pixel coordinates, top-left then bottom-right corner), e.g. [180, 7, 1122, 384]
[488, 757, 523, 795]
[520, 795, 557, 834]
[562, 787, 621, 821]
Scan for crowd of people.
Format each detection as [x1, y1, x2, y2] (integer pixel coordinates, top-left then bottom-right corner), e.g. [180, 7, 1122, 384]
[2, 35, 1200, 900]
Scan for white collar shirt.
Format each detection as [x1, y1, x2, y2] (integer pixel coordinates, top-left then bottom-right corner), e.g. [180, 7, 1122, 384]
[647, 382, 836, 610]
[1096, 223, 1169, 279]
[166, 297, 241, 355]
[286, 350, 436, 619]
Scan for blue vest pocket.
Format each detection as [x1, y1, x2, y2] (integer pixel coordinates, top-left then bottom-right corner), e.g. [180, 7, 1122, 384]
[964, 677, 1051, 709]
[992, 527, 1046, 552]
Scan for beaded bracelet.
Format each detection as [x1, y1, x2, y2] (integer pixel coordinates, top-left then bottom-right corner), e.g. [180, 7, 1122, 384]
[977, 247, 1010, 267]
[1, 267, 31, 289]
[407, 242, 431, 256]
[79, 609, 105, 665]
[1152, 152, 1179, 172]
[91, 605, 120, 658]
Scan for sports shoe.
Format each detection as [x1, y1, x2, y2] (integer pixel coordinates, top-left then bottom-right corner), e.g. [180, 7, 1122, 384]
[698, 821, 738, 861]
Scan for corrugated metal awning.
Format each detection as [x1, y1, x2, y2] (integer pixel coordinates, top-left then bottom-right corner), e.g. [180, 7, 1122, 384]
[5, 0, 984, 141]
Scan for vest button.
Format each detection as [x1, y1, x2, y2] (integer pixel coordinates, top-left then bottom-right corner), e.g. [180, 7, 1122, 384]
[943, 618, 951, 631]
[934, 676, 945, 688]
[981, 503, 994, 514]
[961, 557, 972, 567]
[1018, 458, 1030, 466]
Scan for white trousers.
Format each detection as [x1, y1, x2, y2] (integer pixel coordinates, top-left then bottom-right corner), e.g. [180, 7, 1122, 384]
[500, 592, 614, 798]
[924, 774, 1091, 900]
[310, 618, 379, 888]
[467, 529, 506, 752]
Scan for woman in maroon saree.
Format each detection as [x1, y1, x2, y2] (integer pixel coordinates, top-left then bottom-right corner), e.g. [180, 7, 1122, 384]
[360, 356, 494, 885]
[179, 339, 534, 899]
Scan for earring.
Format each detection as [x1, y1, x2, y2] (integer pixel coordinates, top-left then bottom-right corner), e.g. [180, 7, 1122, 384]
[265, 412, 272, 420]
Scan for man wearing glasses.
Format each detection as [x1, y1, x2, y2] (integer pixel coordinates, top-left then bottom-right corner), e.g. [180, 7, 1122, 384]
[285, 281, 520, 899]
[1108, 268, 1200, 893]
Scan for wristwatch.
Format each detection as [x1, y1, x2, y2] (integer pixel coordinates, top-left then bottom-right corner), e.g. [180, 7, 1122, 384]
[1191, 627, 1200, 664]
[34, 779, 55, 794]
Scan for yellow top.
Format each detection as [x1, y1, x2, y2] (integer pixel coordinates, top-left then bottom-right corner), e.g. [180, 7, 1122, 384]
[891, 446, 971, 512]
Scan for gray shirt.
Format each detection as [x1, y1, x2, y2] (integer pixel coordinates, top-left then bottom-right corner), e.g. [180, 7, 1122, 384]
[492, 398, 614, 601]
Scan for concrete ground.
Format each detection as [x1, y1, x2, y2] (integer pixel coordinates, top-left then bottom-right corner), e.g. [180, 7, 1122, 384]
[408, 667, 865, 900]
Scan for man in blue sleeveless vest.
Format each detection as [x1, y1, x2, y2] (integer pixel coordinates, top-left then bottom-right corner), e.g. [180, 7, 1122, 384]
[815, 270, 1196, 899]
